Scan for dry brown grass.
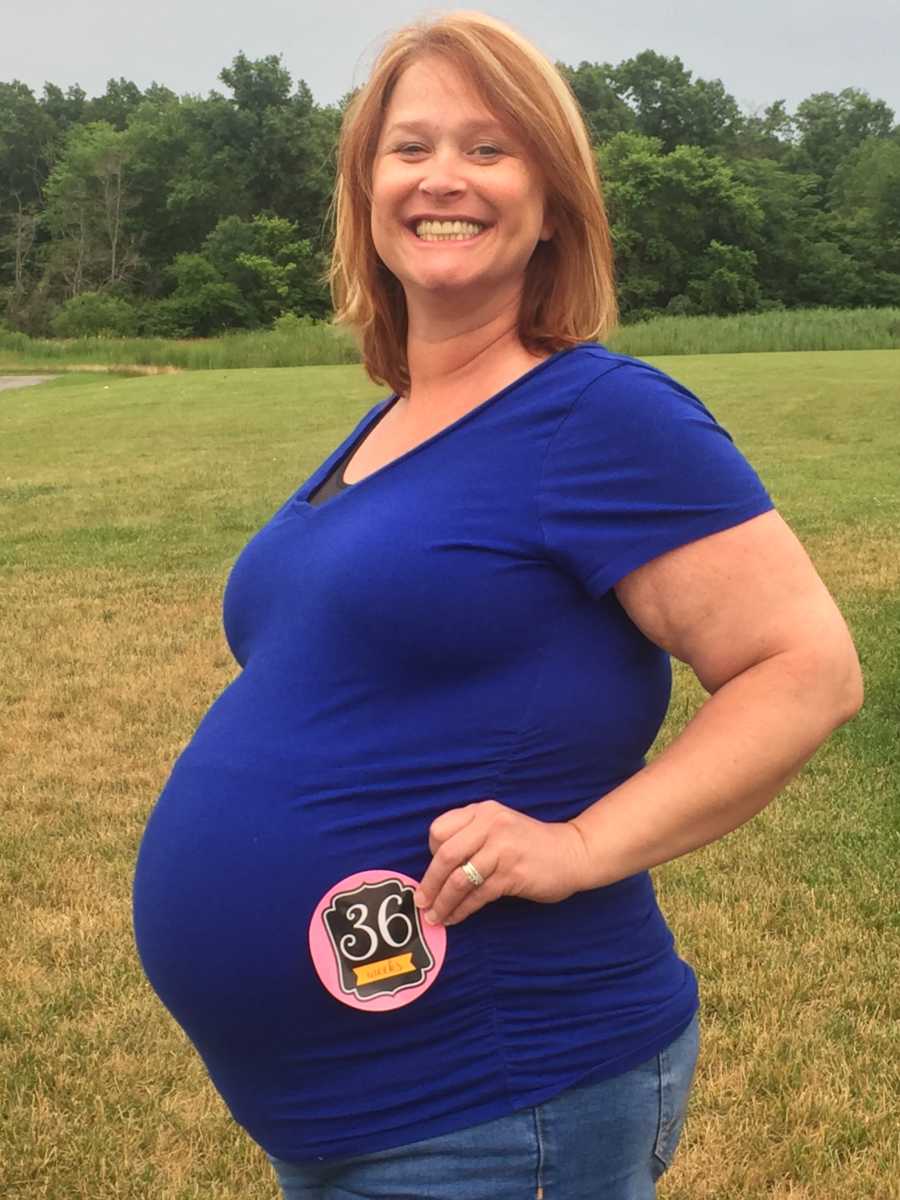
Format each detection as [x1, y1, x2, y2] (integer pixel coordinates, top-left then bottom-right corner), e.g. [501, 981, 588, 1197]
[2, 569, 268, 1200]
[0, 363, 182, 376]
[803, 528, 900, 596]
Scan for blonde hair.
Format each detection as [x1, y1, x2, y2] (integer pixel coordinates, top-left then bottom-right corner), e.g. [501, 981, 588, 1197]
[329, 10, 618, 396]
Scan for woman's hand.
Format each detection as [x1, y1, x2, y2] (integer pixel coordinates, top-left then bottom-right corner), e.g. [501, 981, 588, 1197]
[413, 800, 590, 927]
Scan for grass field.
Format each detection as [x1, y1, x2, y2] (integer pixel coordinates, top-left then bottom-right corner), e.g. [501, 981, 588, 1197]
[2, 306, 899, 373]
[2, 351, 898, 1199]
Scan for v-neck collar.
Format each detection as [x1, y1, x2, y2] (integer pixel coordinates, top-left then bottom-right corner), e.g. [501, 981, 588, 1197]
[294, 346, 579, 511]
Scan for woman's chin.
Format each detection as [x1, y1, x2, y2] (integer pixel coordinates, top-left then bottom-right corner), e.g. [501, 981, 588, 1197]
[402, 268, 506, 306]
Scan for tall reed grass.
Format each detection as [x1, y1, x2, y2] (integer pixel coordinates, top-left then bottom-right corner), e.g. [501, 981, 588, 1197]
[611, 306, 900, 357]
[1, 307, 898, 373]
[0, 321, 360, 372]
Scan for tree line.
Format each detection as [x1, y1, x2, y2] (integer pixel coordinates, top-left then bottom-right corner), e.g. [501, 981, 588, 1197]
[1, 51, 898, 338]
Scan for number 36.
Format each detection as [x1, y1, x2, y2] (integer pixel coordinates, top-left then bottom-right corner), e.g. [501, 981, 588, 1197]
[339, 893, 414, 961]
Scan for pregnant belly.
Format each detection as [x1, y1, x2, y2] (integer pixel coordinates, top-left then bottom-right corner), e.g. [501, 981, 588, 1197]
[132, 757, 433, 1049]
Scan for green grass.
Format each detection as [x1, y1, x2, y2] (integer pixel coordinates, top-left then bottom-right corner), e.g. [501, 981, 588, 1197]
[2, 306, 899, 374]
[2, 351, 898, 1199]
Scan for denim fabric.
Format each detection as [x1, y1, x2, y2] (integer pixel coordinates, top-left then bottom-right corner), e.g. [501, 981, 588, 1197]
[267, 1013, 699, 1200]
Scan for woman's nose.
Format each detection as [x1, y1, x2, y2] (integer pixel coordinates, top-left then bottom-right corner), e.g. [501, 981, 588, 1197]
[417, 152, 467, 199]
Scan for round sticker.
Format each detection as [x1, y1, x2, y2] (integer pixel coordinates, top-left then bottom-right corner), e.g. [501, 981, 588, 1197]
[309, 870, 447, 1011]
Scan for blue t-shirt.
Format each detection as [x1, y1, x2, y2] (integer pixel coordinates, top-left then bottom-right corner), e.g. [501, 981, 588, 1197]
[132, 344, 773, 1162]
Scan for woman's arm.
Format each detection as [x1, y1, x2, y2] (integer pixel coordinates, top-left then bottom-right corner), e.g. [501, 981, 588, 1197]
[568, 509, 864, 890]
[414, 510, 862, 925]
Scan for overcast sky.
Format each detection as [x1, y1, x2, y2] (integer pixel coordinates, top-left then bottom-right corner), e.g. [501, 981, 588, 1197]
[5, 0, 900, 118]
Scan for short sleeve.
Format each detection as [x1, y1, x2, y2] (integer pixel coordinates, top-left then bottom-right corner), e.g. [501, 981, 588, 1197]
[537, 360, 774, 597]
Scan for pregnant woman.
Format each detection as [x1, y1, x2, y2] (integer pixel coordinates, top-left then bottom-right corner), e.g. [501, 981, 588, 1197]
[132, 12, 862, 1199]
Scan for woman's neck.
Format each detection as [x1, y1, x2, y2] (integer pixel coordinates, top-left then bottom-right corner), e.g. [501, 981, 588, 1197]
[403, 293, 545, 417]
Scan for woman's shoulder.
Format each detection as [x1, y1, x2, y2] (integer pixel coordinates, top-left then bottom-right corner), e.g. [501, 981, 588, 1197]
[550, 342, 714, 424]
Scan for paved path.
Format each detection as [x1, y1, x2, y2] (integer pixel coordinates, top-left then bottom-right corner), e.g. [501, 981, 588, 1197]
[0, 375, 60, 391]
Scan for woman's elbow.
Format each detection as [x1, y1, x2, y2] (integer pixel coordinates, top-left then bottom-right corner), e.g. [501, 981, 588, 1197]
[825, 633, 864, 728]
[837, 651, 864, 725]
[789, 625, 864, 732]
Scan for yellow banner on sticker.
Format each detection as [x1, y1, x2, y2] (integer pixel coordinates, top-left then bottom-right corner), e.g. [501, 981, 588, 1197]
[353, 954, 415, 985]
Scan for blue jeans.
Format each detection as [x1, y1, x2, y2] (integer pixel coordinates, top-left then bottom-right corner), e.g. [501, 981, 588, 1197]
[267, 1013, 699, 1200]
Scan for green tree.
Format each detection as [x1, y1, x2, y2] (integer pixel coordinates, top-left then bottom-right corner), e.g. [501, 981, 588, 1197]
[828, 135, 900, 304]
[600, 132, 762, 315]
[557, 62, 635, 142]
[687, 241, 761, 313]
[124, 63, 337, 296]
[51, 290, 137, 336]
[0, 82, 58, 320]
[831, 136, 900, 245]
[790, 89, 895, 189]
[43, 121, 140, 296]
[732, 100, 795, 162]
[612, 51, 742, 152]
[142, 212, 328, 336]
[253, 91, 342, 242]
[0, 207, 39, 307]
[203, 213, 329, 322]
[730, 158, 822, 304]
[793, 238, 866, 308]
[39, 82, 87, 132]
[219, 52, 292, 117]
[85, 78, 145, 130]
[0, 82, 58, 211]
[218, 54, 341, 241]
[124, 91, 253, 284]
[142, 252, 250, 337]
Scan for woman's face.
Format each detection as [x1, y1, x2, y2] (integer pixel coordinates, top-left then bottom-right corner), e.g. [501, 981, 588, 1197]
[370, 56, 553, 312]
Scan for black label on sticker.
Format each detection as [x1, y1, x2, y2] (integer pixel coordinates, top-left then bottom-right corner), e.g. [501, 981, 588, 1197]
[321, 877, 435, 1001]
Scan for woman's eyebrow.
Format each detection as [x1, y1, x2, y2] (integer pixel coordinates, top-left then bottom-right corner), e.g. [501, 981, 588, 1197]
[382, 118, 509, 139]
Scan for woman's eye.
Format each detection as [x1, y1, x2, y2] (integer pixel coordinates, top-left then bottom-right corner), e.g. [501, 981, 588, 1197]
[471, 144, 502, 158]
[397, 144, 427, 156]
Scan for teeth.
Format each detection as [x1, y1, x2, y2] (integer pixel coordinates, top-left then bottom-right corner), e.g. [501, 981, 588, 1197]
[415, 219, 485, 240]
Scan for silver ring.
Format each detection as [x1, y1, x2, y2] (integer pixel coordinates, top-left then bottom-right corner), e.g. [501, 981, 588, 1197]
[460, 860, 485, 888]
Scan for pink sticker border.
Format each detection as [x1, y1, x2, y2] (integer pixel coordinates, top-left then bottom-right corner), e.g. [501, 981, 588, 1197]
[309, 869, 447, 1011]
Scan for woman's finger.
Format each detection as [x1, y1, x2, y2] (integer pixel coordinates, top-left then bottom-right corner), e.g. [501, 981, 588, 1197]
[426, 803, 479, 854]
[418, 803, 493, 904]
[441, 874, 504, 926]
[421, 847, 499, 925]
[417, 823, 495, 916]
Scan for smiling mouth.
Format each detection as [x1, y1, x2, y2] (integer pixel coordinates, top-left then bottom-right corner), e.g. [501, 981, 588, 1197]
[414, 219, 486, 241]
